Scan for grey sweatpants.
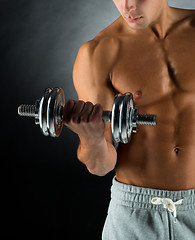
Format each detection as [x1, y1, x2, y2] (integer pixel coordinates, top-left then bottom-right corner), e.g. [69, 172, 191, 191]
[102, 177, 195, 240]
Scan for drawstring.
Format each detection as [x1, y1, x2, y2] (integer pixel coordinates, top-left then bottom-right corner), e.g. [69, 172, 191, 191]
[151, 197, 184, 223]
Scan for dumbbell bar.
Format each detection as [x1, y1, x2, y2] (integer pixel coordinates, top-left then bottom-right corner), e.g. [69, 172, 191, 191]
[18, 87, 157, 143]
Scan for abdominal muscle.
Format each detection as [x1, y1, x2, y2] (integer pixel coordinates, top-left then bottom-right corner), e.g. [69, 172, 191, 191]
[115, 92, 195, 191]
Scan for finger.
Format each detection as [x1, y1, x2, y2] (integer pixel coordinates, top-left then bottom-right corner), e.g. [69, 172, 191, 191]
[88, 104, 103, 122]
[79, 102, 94, 123]
[71, 100, 85, 123]
[62, 99, 76, 123]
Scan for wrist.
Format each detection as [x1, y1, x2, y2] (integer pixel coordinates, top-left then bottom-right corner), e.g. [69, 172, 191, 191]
[78, 135, 106, 148]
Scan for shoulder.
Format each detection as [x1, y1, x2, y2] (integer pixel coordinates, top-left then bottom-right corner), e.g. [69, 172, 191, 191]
[173, 8, 195, 21]
[73, 19, 122, 88]
[180, 9, 195, 29]
[78, 17, 122, 61]
[170, 8, 195, 30]
[81, 34, 120, 56]
[76, 35, 120, 72]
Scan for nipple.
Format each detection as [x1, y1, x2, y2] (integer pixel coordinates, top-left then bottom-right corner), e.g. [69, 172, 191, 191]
[133, 90, 142, 100]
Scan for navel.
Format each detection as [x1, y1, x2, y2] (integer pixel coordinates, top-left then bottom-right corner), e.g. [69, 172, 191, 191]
[174, 147, 180, 155]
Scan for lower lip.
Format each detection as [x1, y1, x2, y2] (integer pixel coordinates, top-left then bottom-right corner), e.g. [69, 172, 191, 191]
[127, 17, 142, 23]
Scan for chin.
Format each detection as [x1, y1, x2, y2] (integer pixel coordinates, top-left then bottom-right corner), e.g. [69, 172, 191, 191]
[128, 23, 149, 30]
[125, 18, 150, 31]
[129, 25, 148, 30]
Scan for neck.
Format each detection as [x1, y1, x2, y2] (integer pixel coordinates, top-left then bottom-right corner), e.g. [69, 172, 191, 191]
[121, 2, 179, 39]
[150, 2, 173, 39]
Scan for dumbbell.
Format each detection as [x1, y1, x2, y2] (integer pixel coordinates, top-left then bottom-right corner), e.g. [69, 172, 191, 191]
[18, 87, 157, 143]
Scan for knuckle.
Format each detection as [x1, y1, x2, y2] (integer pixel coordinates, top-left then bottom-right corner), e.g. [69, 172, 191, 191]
[85, 101, 93, 107]
[72, 100, 85, 113]
[82, 102, 94, 113]
[95, 103, 103, 111]
[78, 100, 85, 105]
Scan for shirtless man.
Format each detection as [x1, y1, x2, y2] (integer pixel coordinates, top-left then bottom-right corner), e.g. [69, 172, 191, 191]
[63, 0, 195, 239]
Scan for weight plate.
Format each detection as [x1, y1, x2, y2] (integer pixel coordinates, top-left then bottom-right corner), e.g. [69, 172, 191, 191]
[54, 88, 65, 137]
[119, 93, 132, 143]
[128, 96, 135, 138]
[47, 87, 65, 137]
[39, 88, 52, 136]
[111, 94, 125, 143]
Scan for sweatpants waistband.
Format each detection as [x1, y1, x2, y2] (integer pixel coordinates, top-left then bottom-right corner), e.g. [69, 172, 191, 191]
[111, 177, 195, 211]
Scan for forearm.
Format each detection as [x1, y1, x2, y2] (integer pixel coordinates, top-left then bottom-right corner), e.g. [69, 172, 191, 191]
[77, 137, 117, 176]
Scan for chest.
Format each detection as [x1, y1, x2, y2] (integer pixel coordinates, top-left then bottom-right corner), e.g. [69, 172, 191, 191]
[111, 26, 195, 105]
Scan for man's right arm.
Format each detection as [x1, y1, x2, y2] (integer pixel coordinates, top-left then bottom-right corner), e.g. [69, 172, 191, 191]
[68, 37, 119, 176]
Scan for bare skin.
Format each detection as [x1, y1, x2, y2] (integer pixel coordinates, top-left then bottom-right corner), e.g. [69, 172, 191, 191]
[64, 0, 195, 190]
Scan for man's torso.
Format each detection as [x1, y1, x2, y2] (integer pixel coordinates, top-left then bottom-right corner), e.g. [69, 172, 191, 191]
[94, 8, 195, 190]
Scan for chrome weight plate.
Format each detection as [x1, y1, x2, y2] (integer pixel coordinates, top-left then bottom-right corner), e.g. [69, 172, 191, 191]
[111, 94, 125, 143]
[128, 95, 135, 138]
[119, 93, 133, 143]
[47, 88, 65, 137]
[39, 88, 52, 136]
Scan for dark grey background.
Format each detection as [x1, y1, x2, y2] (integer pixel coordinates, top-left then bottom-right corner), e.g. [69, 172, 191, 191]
[1, 0, 195, 239]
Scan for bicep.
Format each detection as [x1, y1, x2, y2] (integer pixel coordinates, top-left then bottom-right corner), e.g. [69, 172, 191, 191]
[72, 40, 116, 144]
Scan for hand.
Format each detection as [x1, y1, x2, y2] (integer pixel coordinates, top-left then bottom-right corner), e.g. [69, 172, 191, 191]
[62, 100, 105, 145]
